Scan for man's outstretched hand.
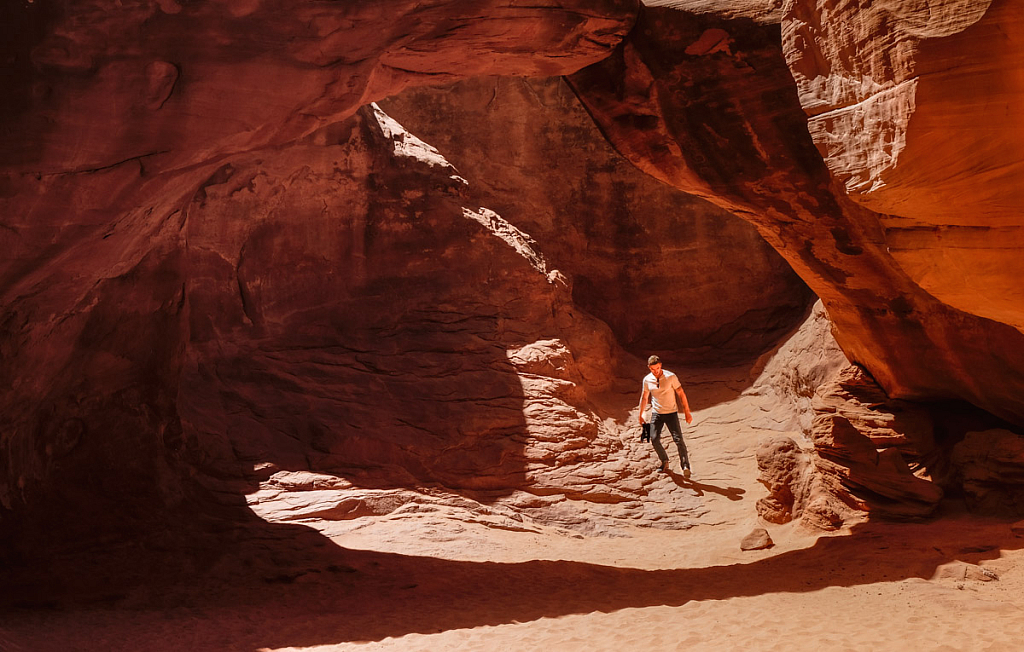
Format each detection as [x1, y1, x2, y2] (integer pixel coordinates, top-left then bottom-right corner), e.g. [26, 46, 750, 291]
[685, 411, 693, 424]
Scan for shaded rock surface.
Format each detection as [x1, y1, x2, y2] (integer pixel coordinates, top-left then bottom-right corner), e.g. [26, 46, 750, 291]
[1, 98, 713, 554]
[1, 0, 638, 174]
[1, 0, 828, 573]
[952, 429, 1024, 515]
[1, 0, 654, 579]
[379, 76, 812, 362]
[0, 95, 737, 603]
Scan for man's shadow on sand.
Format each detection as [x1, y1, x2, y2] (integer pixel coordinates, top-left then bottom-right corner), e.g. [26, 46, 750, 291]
[665, 469, 746, 500]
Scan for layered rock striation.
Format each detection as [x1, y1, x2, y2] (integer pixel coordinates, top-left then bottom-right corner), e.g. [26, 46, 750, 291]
[569, 2, 1024, 425]
[756, 365, 943, 529]
[785, 0, 1024, 331]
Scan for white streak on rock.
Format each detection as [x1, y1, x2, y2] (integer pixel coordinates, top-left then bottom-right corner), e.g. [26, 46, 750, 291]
[462, 205, 551, 277]
[370, 102, 468, 185]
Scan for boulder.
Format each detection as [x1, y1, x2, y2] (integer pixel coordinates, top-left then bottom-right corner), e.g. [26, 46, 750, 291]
[740, 527, 774, 551]
[755, 437, 812, 525]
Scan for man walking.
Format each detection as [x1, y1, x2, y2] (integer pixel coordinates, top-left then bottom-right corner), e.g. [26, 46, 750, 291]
[638, 355, 694, 477]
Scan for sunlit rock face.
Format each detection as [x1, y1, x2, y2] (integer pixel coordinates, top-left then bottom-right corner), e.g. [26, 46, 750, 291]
[784, 0, 1024, 331]
[569, 3, 1024, 425]
[379, 76, 812, 362]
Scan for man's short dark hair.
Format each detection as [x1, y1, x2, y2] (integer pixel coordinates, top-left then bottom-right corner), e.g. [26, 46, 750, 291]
[647, 355, 661, 366]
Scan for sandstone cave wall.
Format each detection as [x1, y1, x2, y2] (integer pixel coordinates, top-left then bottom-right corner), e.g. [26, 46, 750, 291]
[569, 1, 1024, 424]
[1, 0, 647, 554]
[2, 0, 1023, 559]
[1, 0, 819, 555]
[379, 76, 812, 362]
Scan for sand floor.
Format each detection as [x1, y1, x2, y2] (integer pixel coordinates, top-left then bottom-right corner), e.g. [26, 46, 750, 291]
[5, 380, 1024, 651]
[5, 495, 1023, 651]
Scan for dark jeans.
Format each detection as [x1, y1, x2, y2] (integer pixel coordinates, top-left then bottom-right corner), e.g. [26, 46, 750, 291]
[651, 412, 689, 469]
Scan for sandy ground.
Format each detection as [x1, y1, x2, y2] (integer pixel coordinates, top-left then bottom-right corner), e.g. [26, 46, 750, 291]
[6, 513, 1023, 652]
[4, 367, 1024, 652]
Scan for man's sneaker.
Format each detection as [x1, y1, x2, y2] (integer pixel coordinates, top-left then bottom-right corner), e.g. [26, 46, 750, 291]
[660, 462, 670, 473]
[683, 467, 691, 480]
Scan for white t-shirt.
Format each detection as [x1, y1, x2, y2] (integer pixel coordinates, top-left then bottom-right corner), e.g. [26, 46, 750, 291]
[643, 370, 681, 414]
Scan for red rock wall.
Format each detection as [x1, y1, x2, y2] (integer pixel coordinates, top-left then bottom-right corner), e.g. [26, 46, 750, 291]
[0, 100, 637, 559]
[175, 104, 646, 499]
[785, 0, 1024, 331]
[2, 0, 1023, 564]
[568, 3, 1024, 425]
[0, 0, 642, 558]
[2, 0, 638, 174]
[379, 76, 812, 362]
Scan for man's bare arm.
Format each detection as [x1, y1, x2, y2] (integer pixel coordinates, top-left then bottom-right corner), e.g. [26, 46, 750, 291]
[676, 386, 693, 424]
[638, 387, 650, 424]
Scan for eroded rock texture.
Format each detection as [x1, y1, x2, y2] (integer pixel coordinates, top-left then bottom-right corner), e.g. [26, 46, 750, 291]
[750, 302, 953, 529]
[756, 364, 945, 529]
[810, 365, 944, 521]
[176, 104, 675, 527]
[756, 436, 818, 525]
[2, 96, 695, 598]
[1, 0, 647, 573]
[785, 0, 1024, 330]
[2, 0, 1023, 587]
[953, 429, 1024, 515]
[752, 306, 1024, 529]
[568, 2, 1024, 425]
[379, 76, 811, 362]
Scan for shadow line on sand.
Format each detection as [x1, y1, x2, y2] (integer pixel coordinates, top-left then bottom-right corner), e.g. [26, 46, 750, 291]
[4, 506, 1020, 651]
